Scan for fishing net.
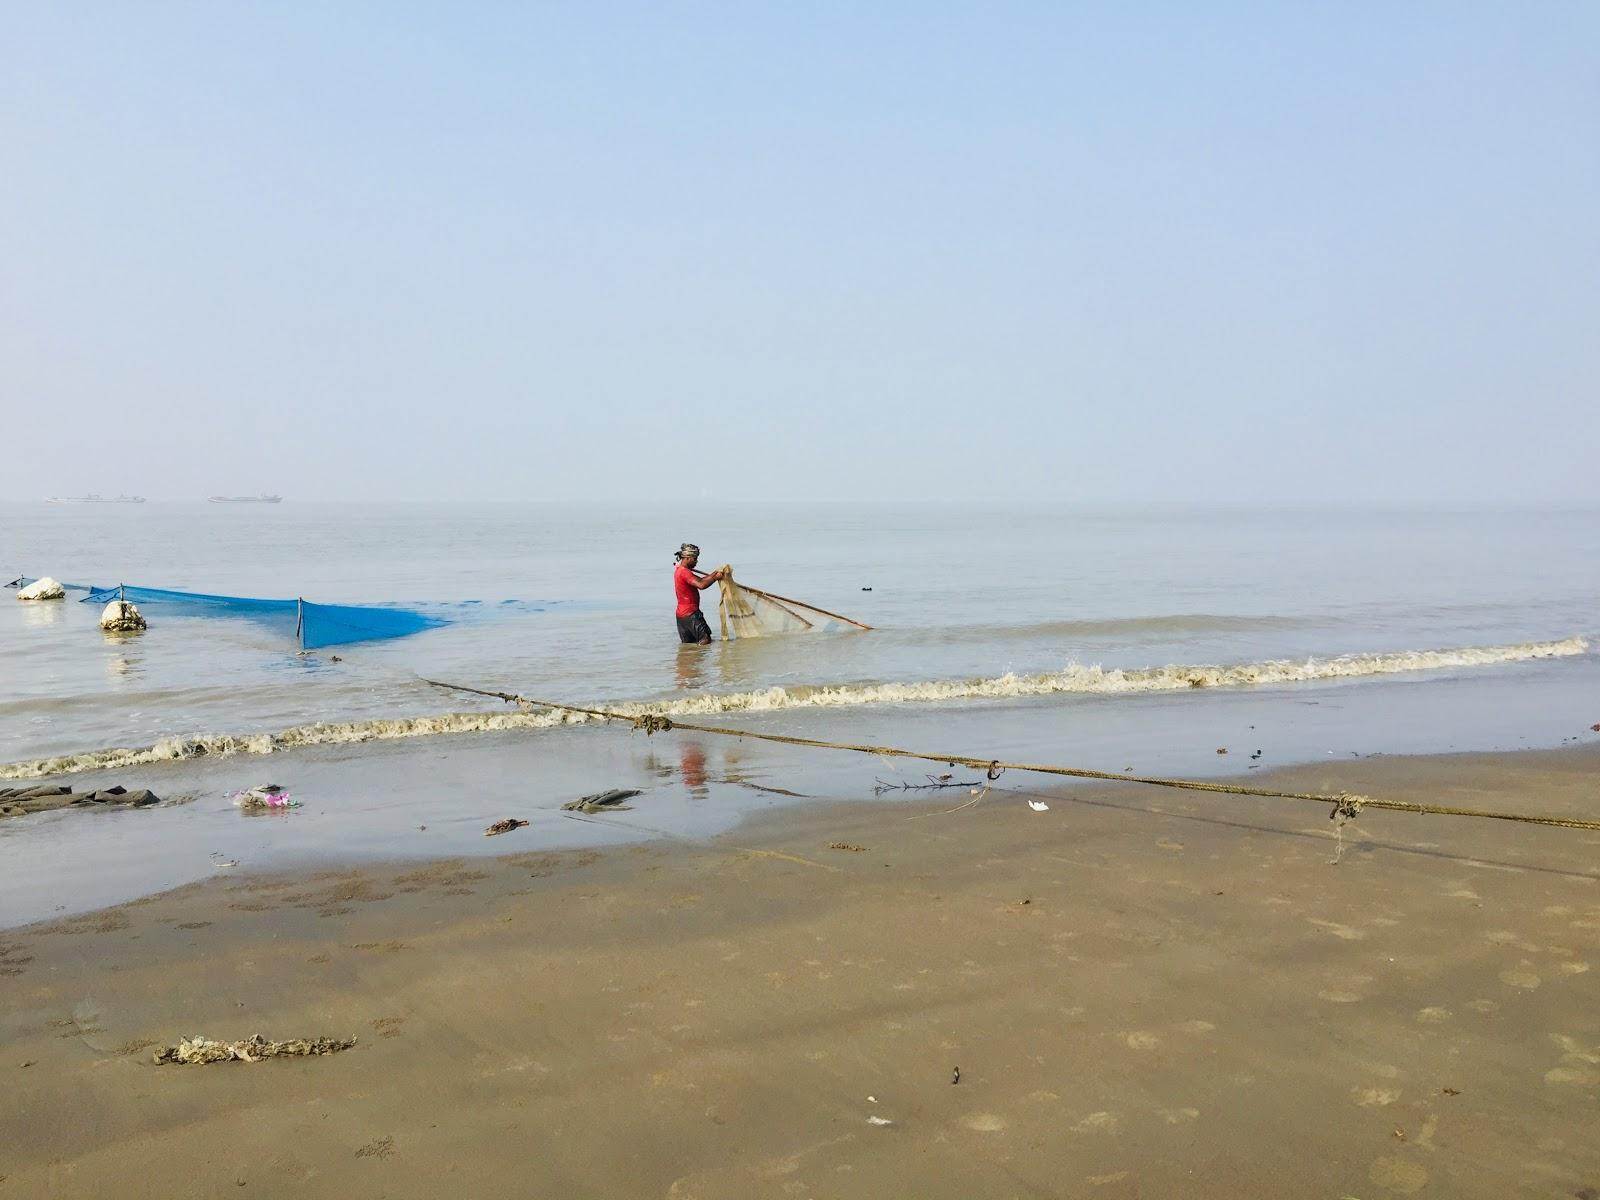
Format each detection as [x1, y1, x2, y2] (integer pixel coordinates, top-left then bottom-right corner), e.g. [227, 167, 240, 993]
[7, 577, 444, 649]
[80, 585, 443, 649]
[714, 566, 870, 640]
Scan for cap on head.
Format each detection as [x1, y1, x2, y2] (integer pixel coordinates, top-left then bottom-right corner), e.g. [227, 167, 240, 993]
[675, 542, 701, 563]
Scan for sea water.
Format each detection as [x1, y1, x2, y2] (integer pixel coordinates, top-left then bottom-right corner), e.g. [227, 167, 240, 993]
[2, 502, 1596, 923]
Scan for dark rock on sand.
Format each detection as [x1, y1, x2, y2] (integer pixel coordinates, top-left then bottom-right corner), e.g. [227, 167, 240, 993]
[2, 786, 163, 818]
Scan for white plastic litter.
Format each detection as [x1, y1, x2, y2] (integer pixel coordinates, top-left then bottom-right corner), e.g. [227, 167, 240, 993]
[17, 577, 65, 601]
[1027, 799, 1050, 812]
[867, 1116, 894, 1126]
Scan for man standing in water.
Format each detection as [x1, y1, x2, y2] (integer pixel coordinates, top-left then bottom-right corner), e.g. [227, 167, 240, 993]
[673, 543, 726, 645]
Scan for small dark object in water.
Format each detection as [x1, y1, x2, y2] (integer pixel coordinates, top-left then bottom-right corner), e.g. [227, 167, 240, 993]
[861, 587, 872, 591]
[330, 655, 342, 663]
[562, 788, 642, 813]
[484, 819, 530, 836]
[1592, 723, 1600, 732]
[1216, 747, 1227, 755]
[951, 1066, 960, 1085]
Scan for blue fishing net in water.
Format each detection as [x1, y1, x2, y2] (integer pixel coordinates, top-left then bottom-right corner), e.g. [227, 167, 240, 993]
[74, 583, 446, 649]
[7, 577, 545, 649]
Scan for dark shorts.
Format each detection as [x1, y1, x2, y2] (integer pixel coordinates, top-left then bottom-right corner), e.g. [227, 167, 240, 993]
[676, 611, 713, 644]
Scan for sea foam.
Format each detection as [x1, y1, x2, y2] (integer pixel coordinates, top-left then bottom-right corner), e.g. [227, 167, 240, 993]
[0, 635, 1585, 780]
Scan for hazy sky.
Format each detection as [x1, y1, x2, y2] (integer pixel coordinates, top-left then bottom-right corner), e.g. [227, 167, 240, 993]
[3, 3, 1596, 502]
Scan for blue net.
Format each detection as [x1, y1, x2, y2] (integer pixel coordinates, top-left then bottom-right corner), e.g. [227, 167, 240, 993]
[85, 585, 446, 649]
[7, 577, 446, 649]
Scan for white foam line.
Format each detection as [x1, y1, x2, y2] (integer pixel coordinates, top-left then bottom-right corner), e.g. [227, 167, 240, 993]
[0, 636, 1586, 781]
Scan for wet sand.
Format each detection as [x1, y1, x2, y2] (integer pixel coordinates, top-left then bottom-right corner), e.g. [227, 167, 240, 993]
[2, 747, 1597, 1198]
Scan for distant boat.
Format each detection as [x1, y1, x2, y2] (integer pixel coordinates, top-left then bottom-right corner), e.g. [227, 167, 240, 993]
[209, 495, 283, 504]
[45, 494, 146, 504]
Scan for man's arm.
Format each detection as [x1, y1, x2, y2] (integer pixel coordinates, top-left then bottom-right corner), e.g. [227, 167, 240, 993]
[688, 567, 726, 590]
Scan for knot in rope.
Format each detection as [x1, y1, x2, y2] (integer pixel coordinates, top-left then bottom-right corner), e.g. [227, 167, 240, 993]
[1328, 793, 1366, 824]
[633, 713, 675, 736]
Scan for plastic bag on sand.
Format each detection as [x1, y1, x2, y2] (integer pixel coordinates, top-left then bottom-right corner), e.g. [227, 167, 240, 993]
[232, 784, 298, 810]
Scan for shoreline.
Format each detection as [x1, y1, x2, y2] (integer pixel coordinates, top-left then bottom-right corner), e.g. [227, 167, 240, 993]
[4, 710, 1600, 929]
[3, 744, 1597, 1196]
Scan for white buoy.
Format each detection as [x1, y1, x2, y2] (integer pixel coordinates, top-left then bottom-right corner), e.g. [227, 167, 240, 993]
[100, 599, 147, 632]
[17, 577, 65, 601]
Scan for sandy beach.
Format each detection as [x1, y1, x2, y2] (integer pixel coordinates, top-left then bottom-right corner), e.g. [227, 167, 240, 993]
[1, 746, 1596, 1198]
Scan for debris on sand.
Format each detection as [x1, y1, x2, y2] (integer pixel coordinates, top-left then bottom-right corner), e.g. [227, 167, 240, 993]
[232, 785, 298, 810]
[0, 785, 162, 819]
[484, 818, 530, 836]
[561, 789, 642, 813]
[828, 841, 868, 852]
[153, 1034, 356, 1065]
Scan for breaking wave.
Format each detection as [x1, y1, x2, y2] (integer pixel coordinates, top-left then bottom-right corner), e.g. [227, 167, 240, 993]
[1, 635, 1585, 780]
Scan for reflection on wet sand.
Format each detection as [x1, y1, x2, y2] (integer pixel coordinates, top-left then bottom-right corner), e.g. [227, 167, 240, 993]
[680, 742, 709, 799]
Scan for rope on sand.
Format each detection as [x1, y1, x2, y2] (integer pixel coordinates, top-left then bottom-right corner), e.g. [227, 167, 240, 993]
[420, 679, 1600, 834]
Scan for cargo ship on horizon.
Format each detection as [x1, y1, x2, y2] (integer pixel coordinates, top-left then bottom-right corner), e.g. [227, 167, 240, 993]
[208, 495, 283, 504]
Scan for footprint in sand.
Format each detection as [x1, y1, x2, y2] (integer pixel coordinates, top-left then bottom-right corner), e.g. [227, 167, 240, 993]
[1352, 1087, 1402, 1107]
[1318, 990, 1363, 1003]
[1550, 1034, 1600, 1064]
[1499, 965, 1541, 990]
[1070, 1112, 1119, 1134]
[1086, 1171, 1130, 1185]
[1545, 1067, 1600, 1086]
[961, 1113, 1006, 1132]
[1465, 999, 1499, 1015]
[1175, 1020, 1215, 1035]
[1558, 961, 1590, 976]
[1416, 1006, 1451, 1023]
[1307, 918, 1364, 941]
[1158, 1107, 1200, 1124]
[1124, 1032, 1159, 1050]
[1369, 1155, 1428, 1194]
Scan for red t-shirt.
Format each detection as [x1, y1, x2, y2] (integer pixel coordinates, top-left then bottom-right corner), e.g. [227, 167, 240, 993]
[674, 564, 704, 617]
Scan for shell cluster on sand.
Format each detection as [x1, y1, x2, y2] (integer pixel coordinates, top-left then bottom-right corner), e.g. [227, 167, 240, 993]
[153, 1034, 358, 1065]
[484, 818, 530, 836]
